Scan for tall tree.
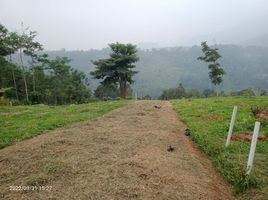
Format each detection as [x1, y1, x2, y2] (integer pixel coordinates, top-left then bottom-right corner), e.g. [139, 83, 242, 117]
[23, 30, 43, 92]
[0, 24, 9, 56]
[14, 23, 42, 101]
[0, 24, 11, 90]
[0, 25, 20, 100]
[48, 57, 91, 104]
[0, 24, 91, 104]
[17, 23, 30, 101]
[198, 41, 225, 95]
[6, 32, 21, 100]
[91, 42, 139, 98]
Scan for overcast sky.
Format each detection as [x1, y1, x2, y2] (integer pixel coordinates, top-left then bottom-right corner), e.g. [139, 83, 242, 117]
[1, 0, 267, 50]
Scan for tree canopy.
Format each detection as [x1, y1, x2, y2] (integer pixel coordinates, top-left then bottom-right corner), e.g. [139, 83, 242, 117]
[91, 42, 139, 98]
[0, 23, 91, 105]
[198, 41, 225, 88]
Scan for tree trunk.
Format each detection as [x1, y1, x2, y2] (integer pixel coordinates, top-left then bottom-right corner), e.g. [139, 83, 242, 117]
[119, 80, 127, 99]
[31, 57, 36, 92]
[119, 81, 123, 98]
[216, 85, 219, 97]
[9, 55, 19, 100]
[11, 69, 19, 100]
[19, 49, 29, 101]
[54, 95, 57, 105]
[123, 81, 127, 98]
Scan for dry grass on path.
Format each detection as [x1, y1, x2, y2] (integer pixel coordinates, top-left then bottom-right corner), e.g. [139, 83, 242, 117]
[0, 101, 236, 200]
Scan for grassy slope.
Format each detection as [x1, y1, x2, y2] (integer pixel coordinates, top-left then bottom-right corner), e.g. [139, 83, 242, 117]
[0, 100, 131, 149]
[171, 97, 268, 200]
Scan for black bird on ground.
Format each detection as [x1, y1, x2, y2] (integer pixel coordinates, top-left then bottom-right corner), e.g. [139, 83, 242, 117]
[167, 145, 175, 152]
[184, 128, 191, 136]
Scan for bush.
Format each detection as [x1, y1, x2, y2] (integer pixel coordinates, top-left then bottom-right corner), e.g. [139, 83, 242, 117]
[0, 97, 11, 106]
[29, 91, 43, 104]
[10, 99, 21, 106]
[237, 88, 255, 96]
[22, 100, 32, 105]
[102, 97, 112, 101]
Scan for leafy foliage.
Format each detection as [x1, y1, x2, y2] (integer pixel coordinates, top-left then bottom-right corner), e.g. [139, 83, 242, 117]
[94, 83, 133, 99]
[91, 42, 139, 98]
[159, 84, 263, 99]
[0, 23, 91, 105]
[198, 41, 225, 86]
[159, 83, 187, 99]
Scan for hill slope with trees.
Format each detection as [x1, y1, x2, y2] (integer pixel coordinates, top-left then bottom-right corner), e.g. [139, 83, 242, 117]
[42, 45, 268, 97]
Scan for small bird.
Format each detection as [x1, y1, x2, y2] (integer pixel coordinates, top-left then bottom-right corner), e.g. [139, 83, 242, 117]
[184, 128, 191, 136]
[154, 105, 161, 109]
[167, 145, 175, 152]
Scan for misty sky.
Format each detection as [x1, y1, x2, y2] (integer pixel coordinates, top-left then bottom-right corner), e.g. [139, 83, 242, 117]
[1, 0, 267, 50]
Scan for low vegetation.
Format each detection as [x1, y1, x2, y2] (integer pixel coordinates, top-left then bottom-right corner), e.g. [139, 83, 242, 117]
[0, 100, 131, 149]
[171, 97, 268, 199]
[159, 83, 267, 100]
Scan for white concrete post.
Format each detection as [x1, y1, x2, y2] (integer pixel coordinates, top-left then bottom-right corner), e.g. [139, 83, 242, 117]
[225, 106, 238, 147]
[246, 121, 260, 175]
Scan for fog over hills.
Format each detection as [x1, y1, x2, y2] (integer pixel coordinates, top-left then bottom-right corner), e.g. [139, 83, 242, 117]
[180, 17, 268, 47]
[39, 44, 268, 97]
[2, 0, 268, 97]
[240, 34, 268, 47]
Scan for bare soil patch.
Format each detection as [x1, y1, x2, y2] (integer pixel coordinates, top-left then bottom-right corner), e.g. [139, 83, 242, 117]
[0, 101, 236, 200]
[251, 107, 268, 121]
[232, 132, 267, 141]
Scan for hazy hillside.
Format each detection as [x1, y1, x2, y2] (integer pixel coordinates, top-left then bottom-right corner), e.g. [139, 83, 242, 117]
[39, 45, 268, 97]
[8, 45, 263, 98]
[241, 34, 268, 47]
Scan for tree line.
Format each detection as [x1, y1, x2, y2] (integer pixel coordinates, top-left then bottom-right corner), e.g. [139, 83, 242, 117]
[0, 24, 91, 105]
[3, 23, 265, 104]
[159, 83, 267, 100]
[0, 24, 140, 105]
[39, 43, 268, 98]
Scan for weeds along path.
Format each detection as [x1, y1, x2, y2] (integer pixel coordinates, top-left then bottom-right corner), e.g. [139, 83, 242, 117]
[0, 101, 236, 200]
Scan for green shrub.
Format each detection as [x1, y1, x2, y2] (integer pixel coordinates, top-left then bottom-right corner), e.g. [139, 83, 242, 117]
[22, 100, 32, 105]
[0, 97, 11, 106]
[10, 99, 21, 106]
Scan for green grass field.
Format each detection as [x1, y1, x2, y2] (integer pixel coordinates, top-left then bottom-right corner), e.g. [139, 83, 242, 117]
[0, 100, 131, 149]
[171, 97, 268, 199]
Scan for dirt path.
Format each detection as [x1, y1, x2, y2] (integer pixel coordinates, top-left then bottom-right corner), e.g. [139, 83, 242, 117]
[0, 101, 236, 200]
